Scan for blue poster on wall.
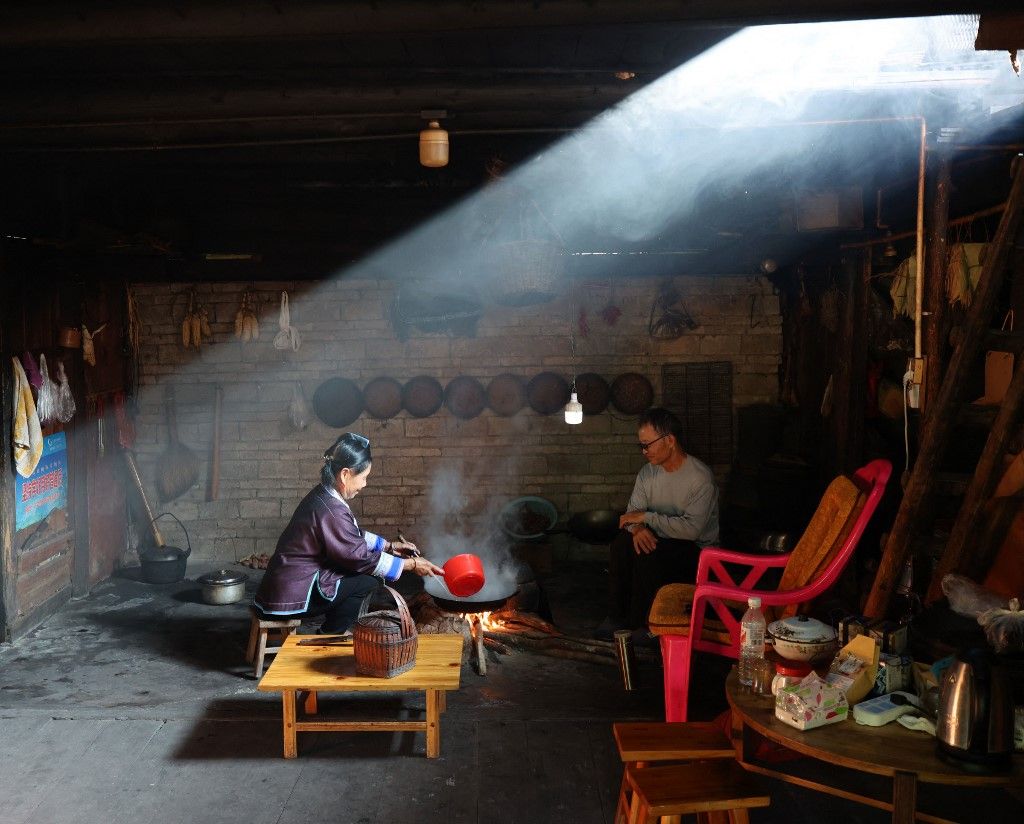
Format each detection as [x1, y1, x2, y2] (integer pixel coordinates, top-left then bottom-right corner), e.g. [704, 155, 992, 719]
[15, 432, 68, 530]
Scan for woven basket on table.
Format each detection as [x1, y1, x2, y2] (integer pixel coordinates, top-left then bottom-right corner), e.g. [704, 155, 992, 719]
[353, 585, 419, 678]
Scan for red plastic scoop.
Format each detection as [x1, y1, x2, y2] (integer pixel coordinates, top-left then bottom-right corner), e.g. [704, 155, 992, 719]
[442, 553, 485, 597]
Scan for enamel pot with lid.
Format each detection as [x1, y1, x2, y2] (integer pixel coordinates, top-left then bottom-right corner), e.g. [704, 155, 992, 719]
[766, 614, 838, 662]
[197, 569, 249, 605]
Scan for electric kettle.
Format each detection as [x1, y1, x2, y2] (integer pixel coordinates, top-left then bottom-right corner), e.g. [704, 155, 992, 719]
[935, 647, 1014, 774]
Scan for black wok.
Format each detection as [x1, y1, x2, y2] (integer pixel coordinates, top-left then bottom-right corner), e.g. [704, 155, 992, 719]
[561, 510, 622, 545]
[424, 576, 518, 613]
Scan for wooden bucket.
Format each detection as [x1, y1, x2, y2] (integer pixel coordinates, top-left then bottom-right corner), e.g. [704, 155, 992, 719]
[353, 585, 418, 678]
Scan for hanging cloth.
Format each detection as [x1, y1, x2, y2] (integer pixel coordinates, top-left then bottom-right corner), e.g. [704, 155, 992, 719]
[272, 291, 302, 351]
[12, 356, 43, 477]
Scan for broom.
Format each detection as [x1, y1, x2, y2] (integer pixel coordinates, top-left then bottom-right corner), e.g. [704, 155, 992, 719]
[156, 385, 200, 501]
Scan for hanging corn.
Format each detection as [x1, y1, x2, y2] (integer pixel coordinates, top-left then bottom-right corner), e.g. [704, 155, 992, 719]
[234, 289, 260, 343]
[181, 289, 211, 349]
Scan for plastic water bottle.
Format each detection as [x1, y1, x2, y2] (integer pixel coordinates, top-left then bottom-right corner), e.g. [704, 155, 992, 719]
[738, 596, 766, 687]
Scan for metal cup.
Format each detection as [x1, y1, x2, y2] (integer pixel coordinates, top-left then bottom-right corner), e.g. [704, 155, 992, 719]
[613, 630, 636, 691]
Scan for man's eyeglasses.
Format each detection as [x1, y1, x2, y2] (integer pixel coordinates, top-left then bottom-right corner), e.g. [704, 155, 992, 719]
[638, 434, 668, 452]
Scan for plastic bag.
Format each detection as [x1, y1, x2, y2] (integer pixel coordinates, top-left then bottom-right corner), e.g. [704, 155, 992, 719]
[288, 382, 310, 430]
[978, 598, 1024, 654]
[942, 574, 1007, 618]
[55, 360, 76, 422]
[272, 291, 302, 351]
[35, 354, 60, 425]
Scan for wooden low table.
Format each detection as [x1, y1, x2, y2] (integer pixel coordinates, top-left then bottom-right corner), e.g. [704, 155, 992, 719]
[726, 670, 1024, 823]
[257, 633, 462, 759]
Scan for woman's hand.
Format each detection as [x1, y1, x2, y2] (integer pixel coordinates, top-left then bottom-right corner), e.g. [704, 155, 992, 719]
[402, 556, 445, 577]
[388, 538, 419, 557]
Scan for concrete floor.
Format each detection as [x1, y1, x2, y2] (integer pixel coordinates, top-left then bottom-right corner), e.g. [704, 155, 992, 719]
[0, 559, 1018, 824]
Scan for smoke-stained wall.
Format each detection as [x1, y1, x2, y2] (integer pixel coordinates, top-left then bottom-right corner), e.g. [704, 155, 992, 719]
[130, 275, 780, 563]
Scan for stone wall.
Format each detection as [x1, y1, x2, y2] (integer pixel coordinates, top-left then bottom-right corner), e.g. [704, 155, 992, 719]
[130, 276, 781, 563]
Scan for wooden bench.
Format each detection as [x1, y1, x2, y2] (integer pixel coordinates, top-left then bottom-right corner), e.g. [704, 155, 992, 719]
[245, 608, 301, 679]
[257, 633, 462, 758]
[621, 761, 769, 824]
[613, 722, 737, 824]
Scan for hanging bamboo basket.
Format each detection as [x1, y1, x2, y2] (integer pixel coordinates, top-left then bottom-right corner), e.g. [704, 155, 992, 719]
[490, 238, 564, 306]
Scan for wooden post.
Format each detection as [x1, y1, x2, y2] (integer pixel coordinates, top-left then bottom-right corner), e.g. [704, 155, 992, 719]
[921, 150, 953, 417]
[926, 353, 1024, 602]
[864, 163, 1024, 619]
[831, 259, 856, 475]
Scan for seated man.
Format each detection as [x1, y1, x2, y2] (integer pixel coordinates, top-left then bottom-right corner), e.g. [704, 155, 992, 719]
[598, 407, 720, 642]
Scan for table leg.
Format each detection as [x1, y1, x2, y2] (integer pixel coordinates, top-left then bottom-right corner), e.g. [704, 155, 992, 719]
[282, 690, 298, 759]
[426, 689, 442, 758]
[892, 771, 917, 824]
[302, 690, 318, 715]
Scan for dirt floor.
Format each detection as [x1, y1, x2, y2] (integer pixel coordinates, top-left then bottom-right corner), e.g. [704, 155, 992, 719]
[0, 557, 1019, 823]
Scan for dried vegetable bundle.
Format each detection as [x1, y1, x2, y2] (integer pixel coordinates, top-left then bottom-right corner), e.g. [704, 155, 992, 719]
[234, 289, 260, 342]
[181, 289, 211, 349]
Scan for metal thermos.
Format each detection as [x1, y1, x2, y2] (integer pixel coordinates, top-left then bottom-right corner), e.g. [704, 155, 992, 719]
[614, 630, 636, 691]
[935, 647, 1014, 774]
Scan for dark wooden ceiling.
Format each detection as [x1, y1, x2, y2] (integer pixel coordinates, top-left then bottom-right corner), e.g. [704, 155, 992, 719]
[0, 1, 1019, 280]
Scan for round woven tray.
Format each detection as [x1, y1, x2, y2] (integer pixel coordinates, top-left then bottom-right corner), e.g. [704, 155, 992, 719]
[363, 376, 403, 419]
[402, 376, 444, 418]
[312, 377, 364, 428]
[444, 376, 487, 419]
[610, 372, 654, 415]
[487, 374, 526, 416]
[527, 372, 570, 415]
[574, 372, 610, 415]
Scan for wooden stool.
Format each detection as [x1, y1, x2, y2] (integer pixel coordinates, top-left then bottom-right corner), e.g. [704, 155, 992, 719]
[246, 608, 301, 679]
[614, 722, 736, 824]
[620, 761, 769, 824]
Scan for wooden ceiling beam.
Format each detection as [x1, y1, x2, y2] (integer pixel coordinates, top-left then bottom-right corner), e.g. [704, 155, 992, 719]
[0, 1, 982, 46]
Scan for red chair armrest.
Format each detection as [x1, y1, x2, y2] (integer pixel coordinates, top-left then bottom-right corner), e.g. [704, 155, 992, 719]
[696, 546, 792, 589]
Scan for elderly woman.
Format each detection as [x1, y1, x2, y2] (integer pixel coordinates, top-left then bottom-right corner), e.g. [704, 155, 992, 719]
[254, 432, 443, 634]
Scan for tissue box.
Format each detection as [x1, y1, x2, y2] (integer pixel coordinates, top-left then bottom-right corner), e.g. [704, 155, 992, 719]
[775, 673, 849, 730]
[825, 634, 880, 705]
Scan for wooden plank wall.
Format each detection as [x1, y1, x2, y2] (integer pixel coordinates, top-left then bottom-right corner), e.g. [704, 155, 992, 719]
[0, 262, 127, 639]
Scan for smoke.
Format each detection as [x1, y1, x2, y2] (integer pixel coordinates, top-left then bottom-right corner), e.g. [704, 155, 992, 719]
[418, 460, 523, 599]
[352, 14, 1019, 287]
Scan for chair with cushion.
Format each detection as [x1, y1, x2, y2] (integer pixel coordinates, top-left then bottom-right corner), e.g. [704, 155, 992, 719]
[648, 459, 892, 722]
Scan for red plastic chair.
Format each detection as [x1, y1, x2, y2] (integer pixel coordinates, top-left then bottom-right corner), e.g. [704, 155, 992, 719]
[648, 459, 892, 722]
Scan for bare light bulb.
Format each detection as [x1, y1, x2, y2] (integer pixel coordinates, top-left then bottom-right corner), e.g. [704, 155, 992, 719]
[564, 392, 583, 425]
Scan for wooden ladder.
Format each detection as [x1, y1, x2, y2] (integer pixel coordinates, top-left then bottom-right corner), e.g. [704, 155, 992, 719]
[865, 162, 1024, 618]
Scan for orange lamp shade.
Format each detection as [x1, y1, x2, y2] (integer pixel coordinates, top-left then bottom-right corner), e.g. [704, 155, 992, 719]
[419, 121, 449, 167]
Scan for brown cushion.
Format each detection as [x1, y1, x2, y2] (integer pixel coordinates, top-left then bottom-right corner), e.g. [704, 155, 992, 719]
[774, 475, 864, 619]
[647, 583, 736, 644]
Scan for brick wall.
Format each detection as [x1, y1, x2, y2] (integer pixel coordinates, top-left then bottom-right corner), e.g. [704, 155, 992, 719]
[131, 276, 780, 563]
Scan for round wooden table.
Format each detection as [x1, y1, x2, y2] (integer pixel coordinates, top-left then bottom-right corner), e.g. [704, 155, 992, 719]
[726, 670, 1024, 824]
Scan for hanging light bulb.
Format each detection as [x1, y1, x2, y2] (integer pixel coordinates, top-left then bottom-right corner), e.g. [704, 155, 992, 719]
[564, 391, 583, 425]
[419, 120, 449, 168]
